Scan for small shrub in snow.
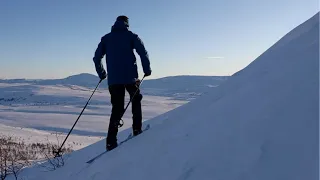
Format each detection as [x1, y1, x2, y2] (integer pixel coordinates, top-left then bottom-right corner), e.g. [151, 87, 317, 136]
[0, 132, 74, 179]
[38, 132, 73, 171]
[0, 135, 35, 180]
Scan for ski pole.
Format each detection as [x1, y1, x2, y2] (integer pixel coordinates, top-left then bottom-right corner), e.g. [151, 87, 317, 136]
[54, 79, 103, 157]
[118, 75, 147, 128]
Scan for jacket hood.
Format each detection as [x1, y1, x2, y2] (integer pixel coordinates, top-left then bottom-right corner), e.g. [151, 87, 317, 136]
[111, 20, 129, 32]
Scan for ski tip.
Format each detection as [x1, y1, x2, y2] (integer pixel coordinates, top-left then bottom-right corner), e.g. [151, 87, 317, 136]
[86, 160, 94, 164]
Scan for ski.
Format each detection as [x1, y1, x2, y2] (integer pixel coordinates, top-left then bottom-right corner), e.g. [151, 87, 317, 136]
[86, 124, 150, 164]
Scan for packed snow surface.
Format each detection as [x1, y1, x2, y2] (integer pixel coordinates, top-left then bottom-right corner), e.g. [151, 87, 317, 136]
[6, 12, 320, 180]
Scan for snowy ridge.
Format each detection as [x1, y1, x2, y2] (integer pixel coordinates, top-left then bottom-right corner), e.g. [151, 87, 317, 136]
[8, 12, 320, 180]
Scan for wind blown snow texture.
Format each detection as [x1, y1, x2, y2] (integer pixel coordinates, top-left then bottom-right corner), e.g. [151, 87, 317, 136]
[11, 12, 319, 180]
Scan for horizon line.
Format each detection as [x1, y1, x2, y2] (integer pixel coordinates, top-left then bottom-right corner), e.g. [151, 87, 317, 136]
[0, 73, 231, 81]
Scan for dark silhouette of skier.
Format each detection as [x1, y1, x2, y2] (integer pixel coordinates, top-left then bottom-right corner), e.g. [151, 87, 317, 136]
[93, 15, 152, 150]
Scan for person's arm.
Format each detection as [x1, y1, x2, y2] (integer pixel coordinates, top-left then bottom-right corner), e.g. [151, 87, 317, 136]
[93, 37, 107, 79]
[133, 34, 151, 76]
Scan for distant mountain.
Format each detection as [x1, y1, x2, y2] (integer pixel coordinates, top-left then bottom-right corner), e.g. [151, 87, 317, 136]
[0, 73, 104, 87]
[141, 75, 228, 99]
[35, 73, 104, 87]
[0, 74, 229, 99]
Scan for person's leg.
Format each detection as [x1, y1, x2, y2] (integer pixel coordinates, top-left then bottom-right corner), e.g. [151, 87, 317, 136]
[125, 83, 143, 135]
[107, 84, 125, 150]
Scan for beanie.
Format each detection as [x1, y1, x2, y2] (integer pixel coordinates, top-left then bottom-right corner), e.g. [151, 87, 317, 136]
[116, 15, 129, 27]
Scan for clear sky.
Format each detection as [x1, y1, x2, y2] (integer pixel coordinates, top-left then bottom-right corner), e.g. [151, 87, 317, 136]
[0, 0, 318, 79]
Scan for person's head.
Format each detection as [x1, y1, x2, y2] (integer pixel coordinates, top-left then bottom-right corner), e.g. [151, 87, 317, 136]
[116, 15, 129, 27]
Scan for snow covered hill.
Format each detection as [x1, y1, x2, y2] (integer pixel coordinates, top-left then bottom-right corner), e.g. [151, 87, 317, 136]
[8, 12, 319, 180]
[141, 75, 227, 100]
[0, 74, 228, 100]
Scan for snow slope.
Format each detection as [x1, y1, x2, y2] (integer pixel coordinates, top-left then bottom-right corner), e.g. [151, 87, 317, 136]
[13, 12, 319, 180]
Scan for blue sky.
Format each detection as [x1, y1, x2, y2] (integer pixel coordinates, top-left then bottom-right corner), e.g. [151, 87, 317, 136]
[0, 0, 318, 79]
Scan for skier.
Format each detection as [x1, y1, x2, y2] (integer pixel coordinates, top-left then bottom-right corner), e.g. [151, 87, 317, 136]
[92, 15, 152, 151]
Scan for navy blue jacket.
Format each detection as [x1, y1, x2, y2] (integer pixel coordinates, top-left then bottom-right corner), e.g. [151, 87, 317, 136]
[93, 20, 151, 85]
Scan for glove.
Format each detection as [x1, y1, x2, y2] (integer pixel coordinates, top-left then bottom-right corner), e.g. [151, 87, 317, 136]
[144, 71, 151, 77]
[99, 72, 107, 80]
[135, 79, 141, 87]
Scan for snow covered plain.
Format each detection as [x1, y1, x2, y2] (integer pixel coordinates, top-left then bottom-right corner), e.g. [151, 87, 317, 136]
[3, 12, 319, 180]
[0, 123, 100, 151]
[0, 82, 191, 150]
[0, 75, 225, 152]
[1, 74, 227, 101]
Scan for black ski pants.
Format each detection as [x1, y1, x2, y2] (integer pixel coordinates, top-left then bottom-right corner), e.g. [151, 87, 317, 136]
[107, 83, 143, 144]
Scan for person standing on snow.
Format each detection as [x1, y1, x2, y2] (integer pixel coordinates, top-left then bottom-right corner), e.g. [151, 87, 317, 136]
[92, 15, 152, 151]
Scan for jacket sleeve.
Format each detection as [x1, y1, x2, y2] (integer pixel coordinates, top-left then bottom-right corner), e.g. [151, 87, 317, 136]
[93, 37, 107, 78]
[132, 34, 151, 75]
